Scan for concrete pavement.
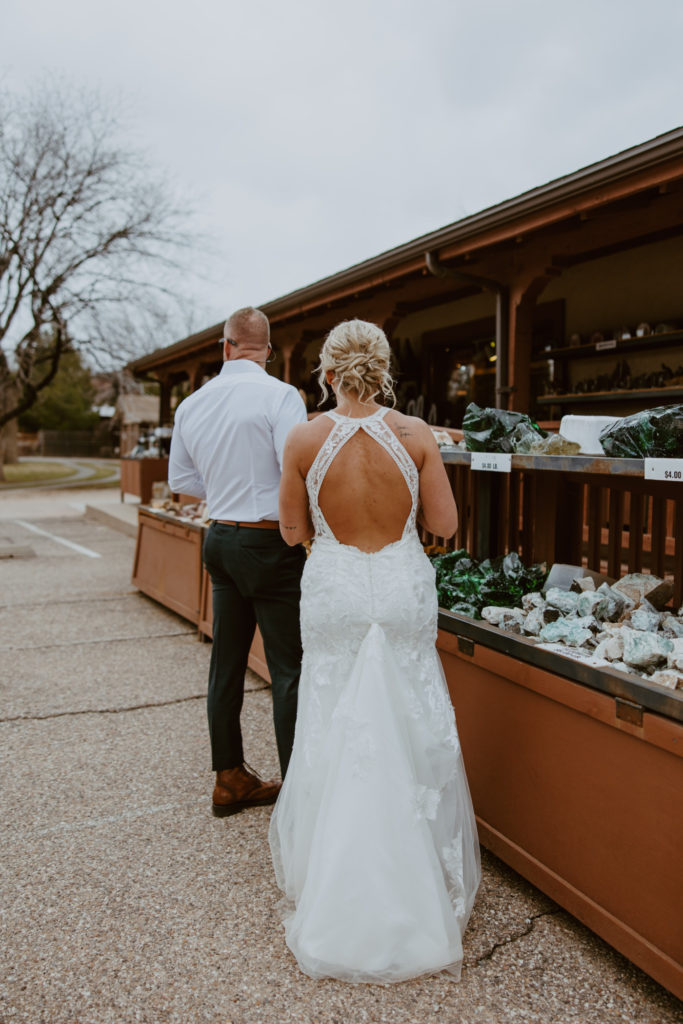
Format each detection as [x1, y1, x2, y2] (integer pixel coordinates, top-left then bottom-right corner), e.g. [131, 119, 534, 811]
[0, 487, 680, 1023]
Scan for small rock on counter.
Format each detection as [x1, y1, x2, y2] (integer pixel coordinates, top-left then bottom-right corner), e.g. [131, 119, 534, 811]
[539, 618, 594, 647]
[594, 633, 625, 661]
[571, 577, 596, 593]
[629, 606, 662, 632]
[612, 572, 674, 611]
[666, 637, 683, 672]
[621, 630, 673, 671]
[576, 590, 608, 619]
[649, 669, 682, 690]
[545, 588, 579, 615]
[660, 613, 683, 638]
[595, 582, 628, 621]
[481, 607, 526, 633]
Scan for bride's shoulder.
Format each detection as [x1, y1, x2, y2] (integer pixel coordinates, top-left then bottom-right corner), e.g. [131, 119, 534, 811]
[285, 413, 334, 460]
[384, 410, 432, 443]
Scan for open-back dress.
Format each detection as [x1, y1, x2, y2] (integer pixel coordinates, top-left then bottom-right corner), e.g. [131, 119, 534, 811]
[269, 407, 481, 984]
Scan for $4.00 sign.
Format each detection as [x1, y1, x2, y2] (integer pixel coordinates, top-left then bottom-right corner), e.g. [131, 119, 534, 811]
[644, 458, 683, 481]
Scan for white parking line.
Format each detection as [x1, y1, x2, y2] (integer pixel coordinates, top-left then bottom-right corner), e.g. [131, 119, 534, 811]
[15, 520, 101, 559]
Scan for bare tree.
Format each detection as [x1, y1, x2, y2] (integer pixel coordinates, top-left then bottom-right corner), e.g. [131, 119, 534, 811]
[0, 83, 198, 466]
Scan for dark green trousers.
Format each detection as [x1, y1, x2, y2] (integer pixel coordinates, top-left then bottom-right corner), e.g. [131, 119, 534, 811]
[203, 523, 305, 777]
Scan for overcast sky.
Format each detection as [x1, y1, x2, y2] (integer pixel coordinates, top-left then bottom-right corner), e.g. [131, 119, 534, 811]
[4, 0, 683, 343]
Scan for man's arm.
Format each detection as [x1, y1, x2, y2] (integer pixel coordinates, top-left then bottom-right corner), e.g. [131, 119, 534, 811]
[168, 417, 207, 499]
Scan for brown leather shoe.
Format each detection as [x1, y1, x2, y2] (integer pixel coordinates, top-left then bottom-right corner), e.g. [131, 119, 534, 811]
[212, 763, 281, 818]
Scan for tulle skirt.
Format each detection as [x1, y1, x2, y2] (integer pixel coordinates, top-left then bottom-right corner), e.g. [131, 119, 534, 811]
[269, 534, 481, 984]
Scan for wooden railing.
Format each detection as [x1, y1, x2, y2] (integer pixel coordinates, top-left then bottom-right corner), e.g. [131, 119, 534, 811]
[425, 452, 683, 605]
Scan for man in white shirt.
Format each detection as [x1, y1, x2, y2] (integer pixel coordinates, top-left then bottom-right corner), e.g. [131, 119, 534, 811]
[169, 307, 307, 816]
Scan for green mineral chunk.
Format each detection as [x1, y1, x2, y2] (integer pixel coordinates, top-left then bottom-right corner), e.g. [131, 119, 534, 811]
[431, 547, 548, 619]
[462, 403, 547, 453]
[599, 404, 683, 458]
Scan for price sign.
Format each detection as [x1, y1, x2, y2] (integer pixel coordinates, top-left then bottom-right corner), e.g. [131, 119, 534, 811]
[595, 338, 617, 352]
[644, 458, 683, 482]
[470, 452, 512, 473]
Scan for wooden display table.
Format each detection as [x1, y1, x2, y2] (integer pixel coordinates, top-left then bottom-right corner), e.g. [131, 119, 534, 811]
[120, 457, 169, 505]
[131, 507, 270, 680]
[132, 507, 203, 623]
[437, 611, 683, 1000]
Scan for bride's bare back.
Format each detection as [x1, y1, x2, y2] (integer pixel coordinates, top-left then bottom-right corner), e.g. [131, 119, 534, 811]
[318, 417, 413, 552]
[279, 407, 458, 550]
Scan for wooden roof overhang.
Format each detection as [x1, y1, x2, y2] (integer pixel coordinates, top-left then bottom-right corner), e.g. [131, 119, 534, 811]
[129, 126, 683, 383]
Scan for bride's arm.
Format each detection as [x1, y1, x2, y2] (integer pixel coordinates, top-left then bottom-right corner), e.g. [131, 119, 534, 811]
[279, 425, 314, 545]
[417, 426, 458, 539]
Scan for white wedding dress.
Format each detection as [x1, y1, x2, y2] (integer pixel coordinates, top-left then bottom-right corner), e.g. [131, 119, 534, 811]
[269, 408, 481, 984]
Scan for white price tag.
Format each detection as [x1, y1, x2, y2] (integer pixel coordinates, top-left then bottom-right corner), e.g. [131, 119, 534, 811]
[595, 338, 617, 351]
[470, 452, 512, 473]
[644, 458, 683, 482]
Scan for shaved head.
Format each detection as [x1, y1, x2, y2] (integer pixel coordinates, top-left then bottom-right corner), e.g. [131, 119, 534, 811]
[225, 306, 270, 351]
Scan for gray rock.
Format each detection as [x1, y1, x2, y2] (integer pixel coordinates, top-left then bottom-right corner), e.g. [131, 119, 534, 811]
[521, 591, 546, 611]
[630, 607, 661, 632]
[596, 583, 628, 621]
[522, 606, 545, 636]
[570, 576, 596, 593]
[594, 634, 625, 661]
[576, 591, 608, 619]
[666, 638, 683, 672]
[649, 669, 681, 690]
[545, 588, 579, 615]
[481, 606, 526, 633]
[609, 660, 632, 674]
[612, 572, 674, 611]
[539, 619, 593, 647]
[621, 630, 673, 670]
[660, 614, 683, 639]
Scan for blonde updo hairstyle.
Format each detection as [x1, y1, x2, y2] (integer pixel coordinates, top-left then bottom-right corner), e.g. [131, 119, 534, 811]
[317, 319, 396, 407]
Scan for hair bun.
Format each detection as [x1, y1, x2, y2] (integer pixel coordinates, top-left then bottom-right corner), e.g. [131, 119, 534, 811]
[316, 319, 396, 407]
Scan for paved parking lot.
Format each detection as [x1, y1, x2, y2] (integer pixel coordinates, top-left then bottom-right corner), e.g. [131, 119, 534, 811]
[1, 489, 680, 1023]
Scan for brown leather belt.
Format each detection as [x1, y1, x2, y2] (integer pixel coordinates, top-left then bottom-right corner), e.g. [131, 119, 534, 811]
[215, 519, 280, 530]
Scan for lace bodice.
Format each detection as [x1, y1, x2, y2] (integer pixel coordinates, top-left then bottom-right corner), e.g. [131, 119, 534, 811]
[305, 407, 419, 542]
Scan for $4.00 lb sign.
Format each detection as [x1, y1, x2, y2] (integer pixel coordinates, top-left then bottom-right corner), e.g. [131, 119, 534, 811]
[644, 458, 683, 482]
[470, 452, 512, 473]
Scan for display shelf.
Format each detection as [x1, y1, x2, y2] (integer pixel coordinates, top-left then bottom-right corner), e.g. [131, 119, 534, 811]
[436, 610, 683, 1000]
[439, 450, 646, 476]
[538, 386, 683, 406]
[540, 328, 683, 361]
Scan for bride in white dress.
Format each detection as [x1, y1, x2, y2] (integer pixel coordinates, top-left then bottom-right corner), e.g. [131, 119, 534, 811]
[269, 319, 480, 984]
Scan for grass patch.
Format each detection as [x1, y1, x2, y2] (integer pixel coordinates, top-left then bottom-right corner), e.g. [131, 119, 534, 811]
[2, 460, 78, 485]
[75, 462, 118, 482]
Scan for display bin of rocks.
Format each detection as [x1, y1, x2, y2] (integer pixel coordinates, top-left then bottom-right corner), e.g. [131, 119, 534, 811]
[435, 569, 683, 1000]
[132, 507, 205, 624]
[430, 451, 683, 599]
[198, 568, 271, 683]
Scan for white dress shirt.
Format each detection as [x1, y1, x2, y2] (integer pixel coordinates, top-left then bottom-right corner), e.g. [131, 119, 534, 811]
[168, 360, 307, 521]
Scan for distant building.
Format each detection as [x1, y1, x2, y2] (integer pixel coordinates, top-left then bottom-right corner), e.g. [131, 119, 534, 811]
[113, 394, 160, 455]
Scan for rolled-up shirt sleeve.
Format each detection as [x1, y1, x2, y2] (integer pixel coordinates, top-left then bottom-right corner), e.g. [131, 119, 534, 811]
[272, 389, 308, 470]
[168, 414, 207, 499]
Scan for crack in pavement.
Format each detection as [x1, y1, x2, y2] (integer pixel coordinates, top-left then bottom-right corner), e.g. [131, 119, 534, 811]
[0, 630, 196, 652]
[0, 593, 142, 609]
[473, 907, 563, 966]
[0, 685, 271, 724]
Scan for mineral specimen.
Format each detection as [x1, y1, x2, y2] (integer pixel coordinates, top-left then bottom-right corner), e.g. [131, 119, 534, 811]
[545, 588, 580, 615]
[621, 631, 673, 670]
[539, 619, 593, 647]
[612, 573, 673, 611]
